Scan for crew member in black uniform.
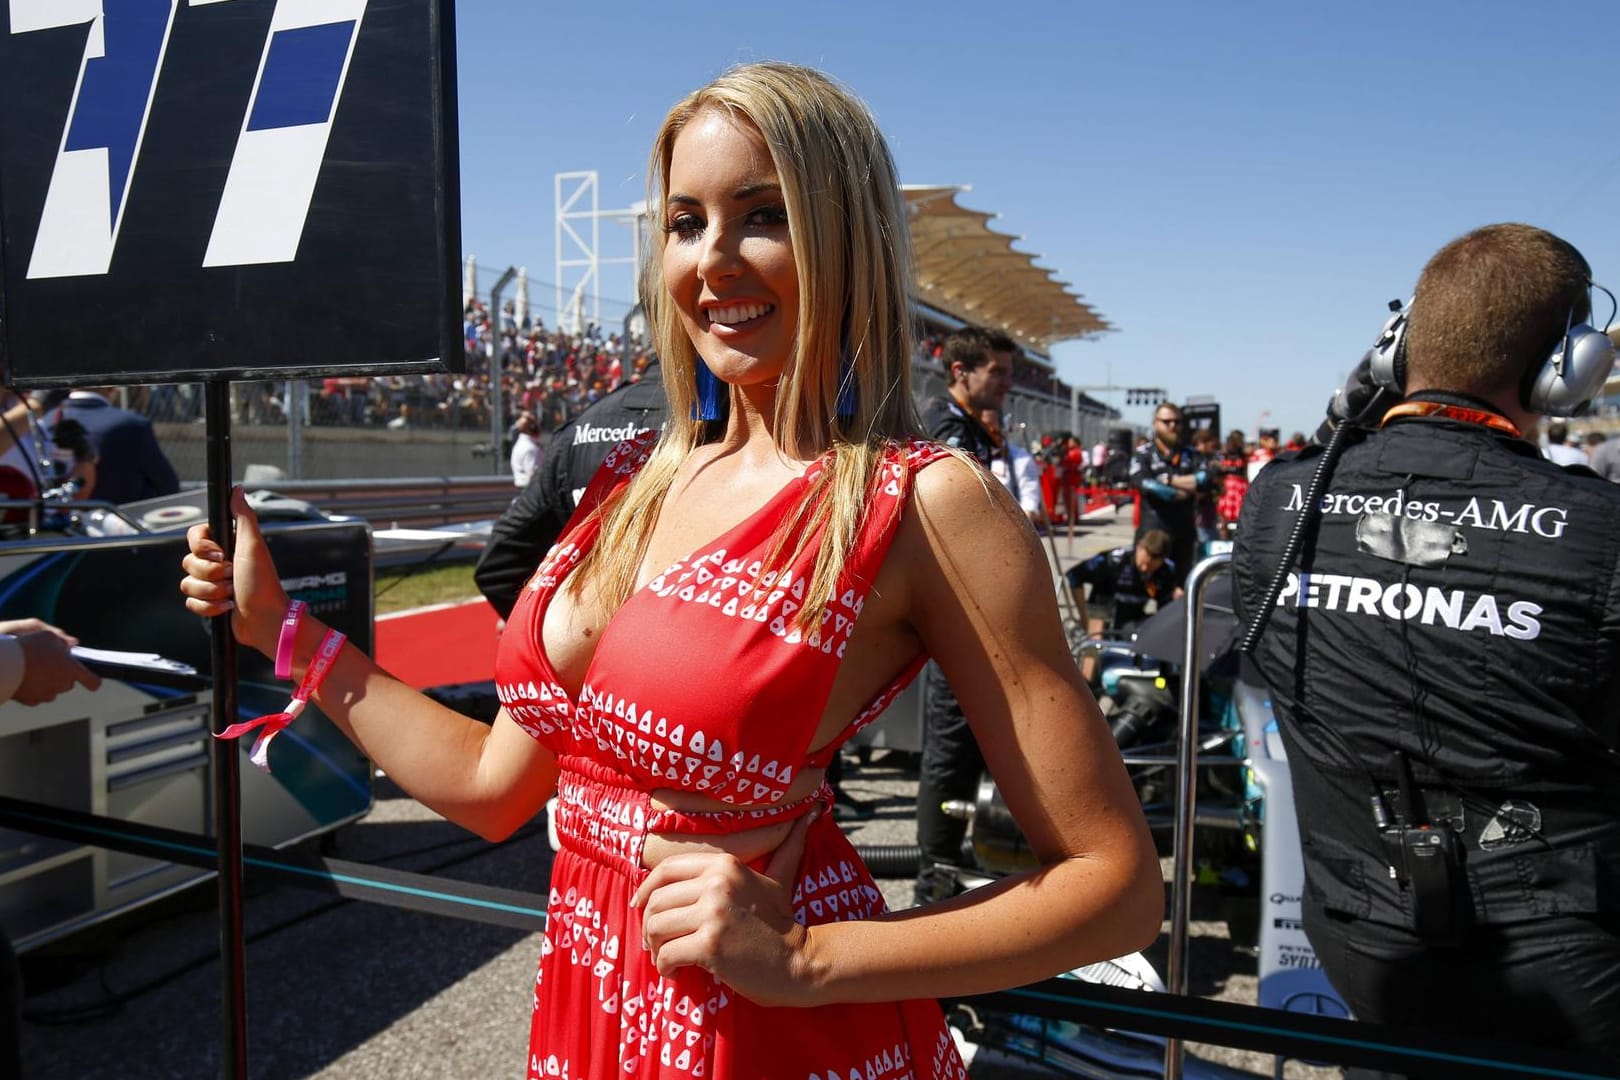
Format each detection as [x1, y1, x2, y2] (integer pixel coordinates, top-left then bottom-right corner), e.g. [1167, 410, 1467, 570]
[914, 325, 1015, 904]
[1065, 529, 1180, 682]
[1233, 223, 1620, 1074]
[1065, 528, 1179, 634]
[1130, 402, 1212, 590]
[919, 327, 1013, 462]
[475, 362, 665, 619]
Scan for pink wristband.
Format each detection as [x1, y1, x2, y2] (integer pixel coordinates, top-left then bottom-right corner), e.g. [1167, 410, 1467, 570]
[218, 626, 346, 772]
[275, 600, 306, 680]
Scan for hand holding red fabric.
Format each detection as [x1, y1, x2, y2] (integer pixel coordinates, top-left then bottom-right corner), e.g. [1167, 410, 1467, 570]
[631, 807, 822, 1006]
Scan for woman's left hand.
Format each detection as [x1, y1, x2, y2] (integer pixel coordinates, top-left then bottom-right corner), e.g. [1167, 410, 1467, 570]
[631, 807, 822, 1007]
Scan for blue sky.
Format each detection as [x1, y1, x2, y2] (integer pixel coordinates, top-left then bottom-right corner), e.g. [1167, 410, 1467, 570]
[453, 0, 1620, 439]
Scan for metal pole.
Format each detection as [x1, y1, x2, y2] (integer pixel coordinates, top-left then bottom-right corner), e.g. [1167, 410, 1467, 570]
[1021, 419, 1083, 629]
[1164, 551, 1231, 1080]
[622, 303, 642, 375]
[489, 266, 517, 477]
[287, 380, 305, 480]
[204, 380, 248, 1079]
[1044, 509, 1083, 629]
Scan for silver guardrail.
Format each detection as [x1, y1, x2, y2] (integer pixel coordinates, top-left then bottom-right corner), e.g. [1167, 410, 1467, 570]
[183, 475, 518, 530]
[0, 496, 141, 538]
[1164, 552, 1233, 1080]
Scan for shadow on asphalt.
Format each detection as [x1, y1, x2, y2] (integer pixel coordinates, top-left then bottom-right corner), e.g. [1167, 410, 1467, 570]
[20, 780, 551, 1079]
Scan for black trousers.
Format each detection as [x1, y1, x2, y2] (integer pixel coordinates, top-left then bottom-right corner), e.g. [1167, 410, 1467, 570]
[1307, 906, 1620, 1078]
[915, 666, 984, 901]
[1137, 516, 1196, 591]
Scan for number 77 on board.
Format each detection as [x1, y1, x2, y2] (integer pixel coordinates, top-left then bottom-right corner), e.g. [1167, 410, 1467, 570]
[11, 0, 367, 280]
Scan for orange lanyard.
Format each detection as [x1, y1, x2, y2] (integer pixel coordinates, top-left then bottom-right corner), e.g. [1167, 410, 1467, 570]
[1379, 400, 1523, 439]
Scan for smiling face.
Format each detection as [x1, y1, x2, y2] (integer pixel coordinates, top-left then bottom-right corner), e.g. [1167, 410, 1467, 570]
[661, 109, 800, 393]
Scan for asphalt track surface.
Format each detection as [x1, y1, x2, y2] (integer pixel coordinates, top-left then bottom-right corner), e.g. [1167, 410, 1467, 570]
[15, 510, 1339, 1079]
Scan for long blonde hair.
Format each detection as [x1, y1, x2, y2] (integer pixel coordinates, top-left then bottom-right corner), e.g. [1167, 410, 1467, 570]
[571, 62, 922, 629]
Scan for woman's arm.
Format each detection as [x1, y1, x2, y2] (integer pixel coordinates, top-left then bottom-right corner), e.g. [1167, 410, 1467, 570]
[807, 456, 1162, 1000]
[636, 456, 1162, 1005]
[181, 487, 558, 841]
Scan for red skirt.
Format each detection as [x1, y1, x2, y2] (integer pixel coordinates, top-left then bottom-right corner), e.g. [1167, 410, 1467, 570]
[530, 764, 968, 1079]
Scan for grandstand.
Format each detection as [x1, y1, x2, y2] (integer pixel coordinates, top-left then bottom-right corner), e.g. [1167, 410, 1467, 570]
[903, 184, 1117, 447]
[143, 184, 1120, 484]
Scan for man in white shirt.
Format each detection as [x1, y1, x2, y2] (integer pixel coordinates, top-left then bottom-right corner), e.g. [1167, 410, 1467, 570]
[509, 410, 541, 488]
[1542, 419, 1589, 466]
[980, 409, 1043, 524]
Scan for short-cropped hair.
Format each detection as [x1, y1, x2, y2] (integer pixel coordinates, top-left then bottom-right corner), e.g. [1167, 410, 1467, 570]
[1406, 223, 1592, 400]
[941, 326, 1018, 373]
[1138, 529, 1172, 558]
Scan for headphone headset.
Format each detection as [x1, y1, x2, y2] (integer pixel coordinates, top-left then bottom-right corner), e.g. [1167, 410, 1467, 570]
[1369, 285, 1617, 418]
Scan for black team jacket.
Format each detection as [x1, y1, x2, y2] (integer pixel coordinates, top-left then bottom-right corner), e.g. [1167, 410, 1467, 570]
[1232, 394, 1620, 931]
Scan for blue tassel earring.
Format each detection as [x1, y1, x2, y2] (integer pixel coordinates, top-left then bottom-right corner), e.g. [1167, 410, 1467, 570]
[836, 347, 859, 420]
[693, 358, 723, 422]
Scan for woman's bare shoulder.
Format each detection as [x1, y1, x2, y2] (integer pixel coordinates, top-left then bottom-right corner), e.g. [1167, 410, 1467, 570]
[896, 451, 1044, 583]
[909, 451, 1026, 532]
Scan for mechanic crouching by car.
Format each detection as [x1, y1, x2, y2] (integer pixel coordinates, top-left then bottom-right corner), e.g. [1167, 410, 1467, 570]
[1064, 528, 1180, 683]
[1232, 223, 1620, 1076]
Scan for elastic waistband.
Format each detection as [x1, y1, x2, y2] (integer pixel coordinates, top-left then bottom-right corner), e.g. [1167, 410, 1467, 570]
[553, 761, 650, 875]
[552, 758, 834, 875]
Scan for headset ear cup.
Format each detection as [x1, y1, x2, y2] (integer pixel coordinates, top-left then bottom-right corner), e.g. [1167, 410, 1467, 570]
[1524, 324, 1617, 416]
[1369, 306, 1410, 393]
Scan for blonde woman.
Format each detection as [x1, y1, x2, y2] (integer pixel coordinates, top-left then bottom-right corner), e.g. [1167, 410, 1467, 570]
[181, 62, 1159, 1080]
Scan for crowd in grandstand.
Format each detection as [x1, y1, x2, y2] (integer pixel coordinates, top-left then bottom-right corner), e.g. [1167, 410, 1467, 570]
[128, 300, 660, 434]
[115, 308, 1094, 448]
[463, 299, 659, 432]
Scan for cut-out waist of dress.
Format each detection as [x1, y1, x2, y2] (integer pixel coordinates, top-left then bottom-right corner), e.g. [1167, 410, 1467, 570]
[553, 755, 832, 876]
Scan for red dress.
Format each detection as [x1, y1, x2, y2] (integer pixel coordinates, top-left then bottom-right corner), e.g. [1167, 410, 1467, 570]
[495, 433, 970, 1080]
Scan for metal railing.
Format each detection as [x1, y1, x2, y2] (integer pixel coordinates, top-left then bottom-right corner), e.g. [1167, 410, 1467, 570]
[138, 356, 1117, 487]
[1165, 552, 1233, 1080]
[194, 475, 519, 530]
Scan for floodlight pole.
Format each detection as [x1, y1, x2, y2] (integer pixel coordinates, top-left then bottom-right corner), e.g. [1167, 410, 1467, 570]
[1068, 383, 1128, 435]
[204, 380, 249, 1079]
